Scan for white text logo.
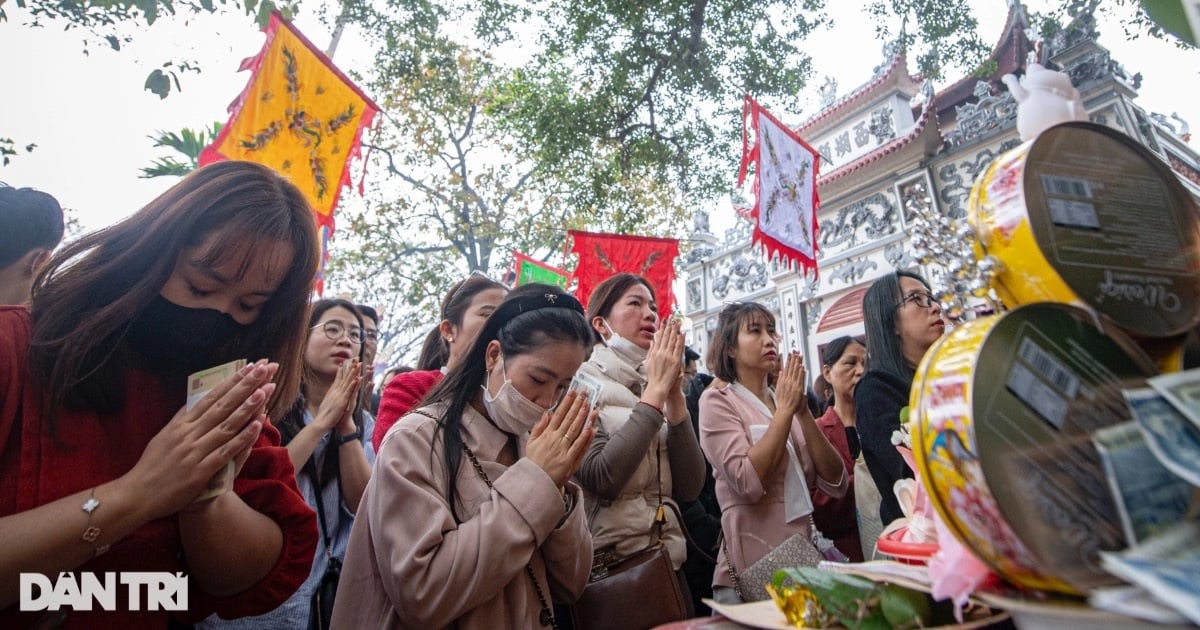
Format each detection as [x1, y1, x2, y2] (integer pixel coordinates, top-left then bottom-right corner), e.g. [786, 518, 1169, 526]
[19, 572, 188, 611]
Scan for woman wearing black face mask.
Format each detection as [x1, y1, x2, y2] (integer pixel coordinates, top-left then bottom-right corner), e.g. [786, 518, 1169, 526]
[0, 161, 320, 628]
[332, 284, 597, 629]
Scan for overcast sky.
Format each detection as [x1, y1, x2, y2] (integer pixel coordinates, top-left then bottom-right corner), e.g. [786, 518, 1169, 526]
[2, 1, 1196, 235]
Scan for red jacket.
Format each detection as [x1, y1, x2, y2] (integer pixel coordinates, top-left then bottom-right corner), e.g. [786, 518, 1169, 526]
[372, 370, 443, 451]
[0, 306, 316, 628]
[812, 406, 864, 562]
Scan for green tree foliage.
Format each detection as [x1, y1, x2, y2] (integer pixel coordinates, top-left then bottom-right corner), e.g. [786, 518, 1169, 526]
[325, 36, 689, 363]
[328, 0, 1176, 364]
[1, 0, 294, 98]
[0, 137, 36, 166]
[139, 122, 222, 178]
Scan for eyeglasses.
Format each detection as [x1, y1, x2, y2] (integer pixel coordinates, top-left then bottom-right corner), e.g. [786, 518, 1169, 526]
[312, 321, 364, 344]
[363, 329, 379, 343]
[897, 291, 937, 309]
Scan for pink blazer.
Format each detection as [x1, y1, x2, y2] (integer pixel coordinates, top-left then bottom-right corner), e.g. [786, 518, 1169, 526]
[699, 383, 847, 589]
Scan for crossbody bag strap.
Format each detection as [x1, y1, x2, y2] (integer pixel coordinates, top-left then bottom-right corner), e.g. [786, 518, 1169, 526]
[660, 501, 717, 565]
[719, 536, 746, 602]
[303, 457, 336, 560]
[461, 441, 560, 630]
[652, 445, 667, 544]
[653, 439, 717, 564]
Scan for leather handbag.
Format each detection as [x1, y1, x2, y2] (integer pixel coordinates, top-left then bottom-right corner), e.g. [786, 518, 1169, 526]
[724, 531, 823, 602]
[569, 543, 688, 630]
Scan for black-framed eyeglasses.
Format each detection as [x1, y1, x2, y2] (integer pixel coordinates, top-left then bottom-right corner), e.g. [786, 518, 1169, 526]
[897, 291, 937, 309]
[312, 321, 364, 344]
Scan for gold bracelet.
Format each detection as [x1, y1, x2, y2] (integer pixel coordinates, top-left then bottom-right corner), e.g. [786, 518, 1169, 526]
[81, 487, 111, 556]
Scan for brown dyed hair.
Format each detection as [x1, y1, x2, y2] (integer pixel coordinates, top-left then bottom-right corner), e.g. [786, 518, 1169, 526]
[706, 302, 777, 382]
[30, 161, 320, 424]
[584, 273, 656, 343]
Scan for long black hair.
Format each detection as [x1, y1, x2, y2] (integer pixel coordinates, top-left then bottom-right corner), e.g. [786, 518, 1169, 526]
[422, 283, 591, 521]
[861, 270, 930, 383]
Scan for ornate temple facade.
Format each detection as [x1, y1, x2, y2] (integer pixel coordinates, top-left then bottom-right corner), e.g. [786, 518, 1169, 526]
[680, 5, 1200, 370]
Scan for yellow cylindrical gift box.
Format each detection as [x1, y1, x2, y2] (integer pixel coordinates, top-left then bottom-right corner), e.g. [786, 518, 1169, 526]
[911, 302, 1158, 595]
[969, 122, 1200, 361]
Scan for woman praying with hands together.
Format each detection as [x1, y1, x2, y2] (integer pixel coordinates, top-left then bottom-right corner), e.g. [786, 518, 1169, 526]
[0, 161, 319, 628]
[699, 302, 847, 604]
[332, 284, 596, 629]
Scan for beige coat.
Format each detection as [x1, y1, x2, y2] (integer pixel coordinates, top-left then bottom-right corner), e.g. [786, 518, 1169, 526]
[574, 343, 705, 570]
[331, 402, 592, 629]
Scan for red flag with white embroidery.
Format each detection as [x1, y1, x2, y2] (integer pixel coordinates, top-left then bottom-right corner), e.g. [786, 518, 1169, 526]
[737, 94, 820, 276]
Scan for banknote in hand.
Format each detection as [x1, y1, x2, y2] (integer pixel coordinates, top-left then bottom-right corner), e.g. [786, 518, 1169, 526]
[188, 359, 247, 503]
[567, 370, 602, 412]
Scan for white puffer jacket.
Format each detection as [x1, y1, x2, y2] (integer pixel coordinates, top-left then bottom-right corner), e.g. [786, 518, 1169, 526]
[574, 343, 705, 570]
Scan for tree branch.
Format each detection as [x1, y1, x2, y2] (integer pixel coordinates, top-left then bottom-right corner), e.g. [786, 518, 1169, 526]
[499, 164, 539, 208]
[368, 142, 453, 206]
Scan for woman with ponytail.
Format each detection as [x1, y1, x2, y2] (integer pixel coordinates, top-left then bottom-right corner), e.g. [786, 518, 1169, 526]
[372, 273, 507, 451]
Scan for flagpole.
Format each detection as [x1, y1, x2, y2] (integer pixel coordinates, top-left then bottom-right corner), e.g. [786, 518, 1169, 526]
[326, 4, 349, 57]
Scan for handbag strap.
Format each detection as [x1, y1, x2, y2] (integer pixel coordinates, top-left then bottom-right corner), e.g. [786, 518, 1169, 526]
[652, 446, 667, 544]
[303, 447, 338, 560]
[660, 500, 717, 565]
[462, 442, 560, 630]
[719, 536, 747, 602]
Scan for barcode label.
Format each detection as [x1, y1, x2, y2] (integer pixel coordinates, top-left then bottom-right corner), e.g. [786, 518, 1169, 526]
[1041, 174, 1093, 198]
[1007, 362, 1069, 430]
[1047, 198, 1100, 229]
[1018, 337, 1080, 398]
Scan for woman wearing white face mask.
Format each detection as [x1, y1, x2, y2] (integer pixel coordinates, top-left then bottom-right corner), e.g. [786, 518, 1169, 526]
[331, 284, 597, 629]
[574, 273, 706, 616]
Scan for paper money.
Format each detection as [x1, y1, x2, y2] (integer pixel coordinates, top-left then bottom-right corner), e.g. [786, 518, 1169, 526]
[1092, 421, 1192, 544]
[567, 370, 603, 411]
[1100, 520, 1200, 626]
[188, 359, 247, 503]
[1147, 368, 1200, 429]
[1089, 585, 1191, 625]
[1124, 387, 1200, 487]
[187, 359, 248, 411]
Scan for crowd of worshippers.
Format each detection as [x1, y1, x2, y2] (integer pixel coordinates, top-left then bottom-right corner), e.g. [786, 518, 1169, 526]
[0, 163, 949, 628]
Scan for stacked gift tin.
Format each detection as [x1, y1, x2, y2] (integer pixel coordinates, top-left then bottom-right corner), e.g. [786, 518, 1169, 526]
[910, 121, 1200, 595]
